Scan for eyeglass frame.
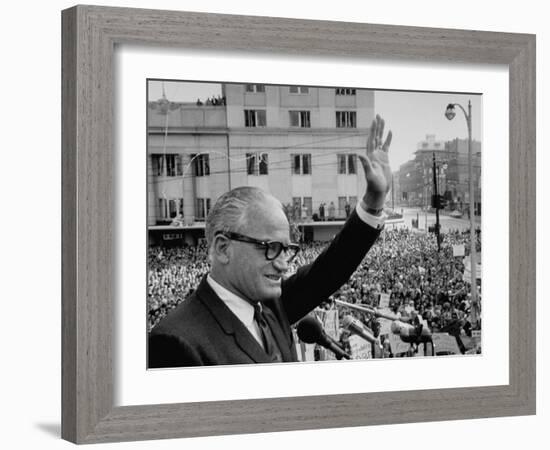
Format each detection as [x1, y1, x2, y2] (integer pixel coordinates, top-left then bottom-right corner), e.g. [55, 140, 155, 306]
[215, 231, 300, 262]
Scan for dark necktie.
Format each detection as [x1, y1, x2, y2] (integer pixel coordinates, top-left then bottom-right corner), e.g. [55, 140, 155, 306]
[253, 303, 281, 362]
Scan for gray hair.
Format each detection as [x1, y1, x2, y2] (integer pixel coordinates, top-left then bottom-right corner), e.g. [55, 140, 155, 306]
[205, 186, 274, 256]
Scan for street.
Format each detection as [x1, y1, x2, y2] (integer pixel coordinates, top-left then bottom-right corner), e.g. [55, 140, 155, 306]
[389, 207, 481, 232]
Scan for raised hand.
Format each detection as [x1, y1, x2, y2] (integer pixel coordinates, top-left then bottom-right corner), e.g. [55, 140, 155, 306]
[358, 114, 393, 212]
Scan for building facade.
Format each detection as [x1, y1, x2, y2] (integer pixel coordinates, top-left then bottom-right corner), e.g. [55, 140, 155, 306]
[396, 134, 482, 216]
[147, 83, 376, 242]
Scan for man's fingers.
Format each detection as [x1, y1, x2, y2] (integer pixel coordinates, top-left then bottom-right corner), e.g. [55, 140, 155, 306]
[382, 130, 393, 152]
[367, 120, 376, 154]
[377, 117, 385, 145]
[358, 154, 373, 176]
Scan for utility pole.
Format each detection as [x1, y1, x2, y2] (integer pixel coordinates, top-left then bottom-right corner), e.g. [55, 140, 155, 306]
[432, 153, 441, 251]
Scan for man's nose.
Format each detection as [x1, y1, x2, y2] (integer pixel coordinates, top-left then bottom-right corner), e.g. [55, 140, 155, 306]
[272, 253, 289, 272]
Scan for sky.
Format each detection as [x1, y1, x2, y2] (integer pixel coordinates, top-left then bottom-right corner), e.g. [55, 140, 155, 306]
[148, 80, 481, 170]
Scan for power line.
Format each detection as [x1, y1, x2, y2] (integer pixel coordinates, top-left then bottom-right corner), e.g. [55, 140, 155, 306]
[149, 129, 371, 152]
[149, 154, 365, 182]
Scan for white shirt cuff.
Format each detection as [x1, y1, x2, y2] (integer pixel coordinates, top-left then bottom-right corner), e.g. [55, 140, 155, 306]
[355, 203, 386, 230]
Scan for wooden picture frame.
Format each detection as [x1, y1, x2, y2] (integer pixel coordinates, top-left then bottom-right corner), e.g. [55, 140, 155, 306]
[62, 5, 536, 444]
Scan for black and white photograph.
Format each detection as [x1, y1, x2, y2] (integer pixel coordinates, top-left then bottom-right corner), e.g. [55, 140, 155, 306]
[146, 80, 482, 367]
[2, 0, 543, 447]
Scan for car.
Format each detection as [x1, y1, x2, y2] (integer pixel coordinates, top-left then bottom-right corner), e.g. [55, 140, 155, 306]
[449, 210, 462, 218]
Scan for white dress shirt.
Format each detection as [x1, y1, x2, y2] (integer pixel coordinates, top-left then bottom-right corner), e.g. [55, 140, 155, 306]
[355, 203, 386, 230]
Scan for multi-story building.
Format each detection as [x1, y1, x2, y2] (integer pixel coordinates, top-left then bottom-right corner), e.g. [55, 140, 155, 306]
[396, 134, 482, 215]
[444, 138, 482, 215]
[147, 83, 376, 244]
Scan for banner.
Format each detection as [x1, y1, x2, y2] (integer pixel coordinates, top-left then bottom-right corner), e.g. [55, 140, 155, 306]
[387, 333, 411, 355]
[349, 335, 372, 360]
[432, 332, 461, 355]
[313, 308, 340, 361]
[293, 329, 316, 362]
[463, 255, 482, 280]
[453, 244, 465, 257]
[469, 330, 482, 354]
[379, 293, 390, 309]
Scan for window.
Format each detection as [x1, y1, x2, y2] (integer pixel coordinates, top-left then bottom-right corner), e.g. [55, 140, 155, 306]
[152, 154, 183, 177]
[158, 198, 184, 220]
[338, 196, 357, 217]
[289, 110, 311, 128]
[291, 153, 311, 175]
[244, 109, 267, 127]
[246, 152, 269, 175]
[165, 154, 183, 177]
[169, 199, 178, 218]
[335, 88, 356, 95]
[293, 197, 312, 218]
[245, 84, 265, 93]
[191, 153, 210, 177]
[338, 197, 347, 217]
[158, 198, 167, 219]
[337, 154, 357, 174]
[338, 155, 346, 174]
[336, 111, 357, 128]
[196, 198, 211, 221]
[289, 86, 309, 94]
[259, 154, 268, 175]
[303, 197, 312, 217]
[152, 155, 164, 176]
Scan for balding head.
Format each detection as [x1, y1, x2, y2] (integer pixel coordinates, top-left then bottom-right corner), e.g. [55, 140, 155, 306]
[206, 187, 291, 303]
[205, 186, 285, 258]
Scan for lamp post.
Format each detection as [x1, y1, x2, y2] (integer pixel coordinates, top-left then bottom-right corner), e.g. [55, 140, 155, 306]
[432, 152, 441, 252]
[445, 101, 479, 329]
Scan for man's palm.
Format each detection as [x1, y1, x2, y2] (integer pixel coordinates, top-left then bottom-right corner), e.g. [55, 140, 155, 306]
[358, 114, 393, 209]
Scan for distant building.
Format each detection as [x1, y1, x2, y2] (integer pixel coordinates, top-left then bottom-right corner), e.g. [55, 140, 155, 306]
[396, 134, 481, 216]
[147, 83, 376, 244]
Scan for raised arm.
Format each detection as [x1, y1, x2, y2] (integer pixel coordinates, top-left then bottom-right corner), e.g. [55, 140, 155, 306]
[281, 115, 393, 324]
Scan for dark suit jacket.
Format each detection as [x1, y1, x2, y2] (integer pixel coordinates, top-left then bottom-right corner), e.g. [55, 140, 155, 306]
[148, 210, 381, 367]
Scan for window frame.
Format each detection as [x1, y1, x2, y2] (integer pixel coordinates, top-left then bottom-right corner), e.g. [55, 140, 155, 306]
[244, 109, 267, 127]
[246, 152, 269, 176]
[288, 86, 310, 94]
[335, 110, 357, 128]
[289, 110, 311, 128]
[291, 153, 312, 175]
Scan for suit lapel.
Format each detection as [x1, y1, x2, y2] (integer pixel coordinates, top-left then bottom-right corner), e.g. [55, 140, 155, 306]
[262, 305, 297, 362]
[196, 278, 271, 363]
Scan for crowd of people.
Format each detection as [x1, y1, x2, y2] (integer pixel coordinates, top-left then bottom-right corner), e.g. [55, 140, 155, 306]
[148, 244, 210, 331]
[148, 227, 481, 355]
[195, 95, 226, 106]
[329, 228, 480, 324]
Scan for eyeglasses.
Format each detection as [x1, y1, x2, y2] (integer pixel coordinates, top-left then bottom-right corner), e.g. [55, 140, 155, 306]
[216, 231, 300, 263]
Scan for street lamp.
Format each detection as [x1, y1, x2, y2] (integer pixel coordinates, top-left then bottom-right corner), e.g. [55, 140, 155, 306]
[444, 104, 456, 121]
[444, 101, 479, 329]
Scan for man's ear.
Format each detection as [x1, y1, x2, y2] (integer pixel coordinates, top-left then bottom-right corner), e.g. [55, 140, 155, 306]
[212, 235, 231, 264]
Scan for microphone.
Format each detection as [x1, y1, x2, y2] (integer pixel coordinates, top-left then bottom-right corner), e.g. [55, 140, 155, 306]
[341, 315, 381, 348]
[391, 320, 432, 344]
[297, 316, 351, 360]
[334, 299, 403, 322]
[371, 309, 402, 322]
